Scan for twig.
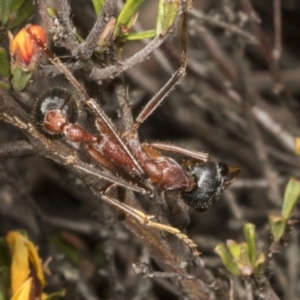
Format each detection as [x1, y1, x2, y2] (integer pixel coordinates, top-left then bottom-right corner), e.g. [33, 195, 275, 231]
[251, 105, 294, 152]
[272, 0, 282, 89]
[36, 0, 80, 54]
[191, 9, 258, 44]
[37, 34, 171, 84]
[79, 0, 116, 59]
[133, 263, 195, 279]
[235, 44, 282, 205]
[114, 77, 134, 130]
[0, 140, 34, 158]
[87, 35, 170, 82]
[196, 26, 237, 81]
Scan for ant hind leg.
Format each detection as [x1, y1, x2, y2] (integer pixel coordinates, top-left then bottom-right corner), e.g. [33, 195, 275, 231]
[99, 184, 200, 256]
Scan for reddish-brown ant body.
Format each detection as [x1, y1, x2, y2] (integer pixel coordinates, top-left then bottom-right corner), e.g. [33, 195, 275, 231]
[33, 87, 239, 212]
[26, 3, 239, 254]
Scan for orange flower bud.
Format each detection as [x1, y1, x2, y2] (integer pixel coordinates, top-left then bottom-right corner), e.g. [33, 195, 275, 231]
[10, 24, 46, 71]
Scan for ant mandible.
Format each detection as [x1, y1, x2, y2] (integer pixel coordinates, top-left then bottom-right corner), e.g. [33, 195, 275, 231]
[27, 3, 239, 255]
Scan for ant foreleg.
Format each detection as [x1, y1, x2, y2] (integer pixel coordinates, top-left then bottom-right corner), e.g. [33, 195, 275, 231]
[99, 184, 200, 256]
[128, 0, 192, 132]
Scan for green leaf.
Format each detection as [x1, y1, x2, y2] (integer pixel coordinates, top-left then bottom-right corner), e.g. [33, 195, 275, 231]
[45, 289, 66, 300]
[243, 223, 257, 265]
[0, 267, 10, 300]
[235, 243, 253, 277]
[156, 0, 179, 35]
[114, 0, 145, 38]
[92, 0, 105, 16]
[239, 243, 251, 265]
[253, 251, 265, 278]
[8, 0, 35, 30]
[11, 66, 32, 92]
[226, 240, 241, 259]
[0, 47, 11, 77]
[121, 30, 156, 41]
[214, 243, 241, 276]
[10, 0, 25, 13]
[47, 7, 57, 18]
[49, 235, 81, 266]
[0, 0, 11, 25]
[269, 214, 286, 242]
[282, 178, 300, 219]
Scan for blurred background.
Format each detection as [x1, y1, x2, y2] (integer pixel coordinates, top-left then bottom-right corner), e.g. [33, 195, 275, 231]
[1, 0, 300, 299]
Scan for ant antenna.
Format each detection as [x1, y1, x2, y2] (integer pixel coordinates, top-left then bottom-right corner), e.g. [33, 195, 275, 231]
[25, 25, 89, 102]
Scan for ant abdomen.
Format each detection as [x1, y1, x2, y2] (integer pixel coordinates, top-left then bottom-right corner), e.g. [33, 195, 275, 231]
[32, 87, 78, 138]
[182, 162, 239, 212]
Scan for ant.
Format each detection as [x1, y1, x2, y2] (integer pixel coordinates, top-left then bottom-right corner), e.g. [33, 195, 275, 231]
[27, 3, 239, 255]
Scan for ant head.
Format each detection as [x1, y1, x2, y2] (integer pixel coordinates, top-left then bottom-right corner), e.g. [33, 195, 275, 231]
[182, 161, 240, 212]
[33, 87, 78, 138]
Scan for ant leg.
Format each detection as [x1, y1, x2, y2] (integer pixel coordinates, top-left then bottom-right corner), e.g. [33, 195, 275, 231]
[86, 100, 145, 177]
[73, 162, 148, 195]
[86, 144, 151, 193]
[99, 184, 200, 256]
[129, 0, 191, 132]
[143, 142, 209, 162]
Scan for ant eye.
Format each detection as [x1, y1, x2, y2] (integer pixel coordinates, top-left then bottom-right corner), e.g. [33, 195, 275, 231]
[32, 87, 78, 138]
[218, 162, 229, 176]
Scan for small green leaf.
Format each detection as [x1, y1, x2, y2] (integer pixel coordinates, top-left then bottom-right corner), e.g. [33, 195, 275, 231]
[0, 0, 11, 25]
[8, 0, 35, 30]
[45, 289, 66, 300]
[47, 7, 56, 18]
[156, 0, 179, 35]
[0, 47, 11, 77]
[226, 240, 241, 259]
[121, 30, 156, 41]
[49, 235, 81, 266]
[236, 243, 253, 277]
[92, 0, 105, 16]
[243, 223, 257, 265]
[269, 214, 286, 242]
[239, 243, 251, 265]
[114, 0, 145, 38]
[215, 243, 241, 276]
[282, 178, 300, 219]
[253, 251, 265, 278]
[11, 66, 32, 92]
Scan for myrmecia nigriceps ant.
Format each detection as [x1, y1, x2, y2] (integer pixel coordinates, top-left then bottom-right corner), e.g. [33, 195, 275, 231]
[26, 5, 239, 255]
